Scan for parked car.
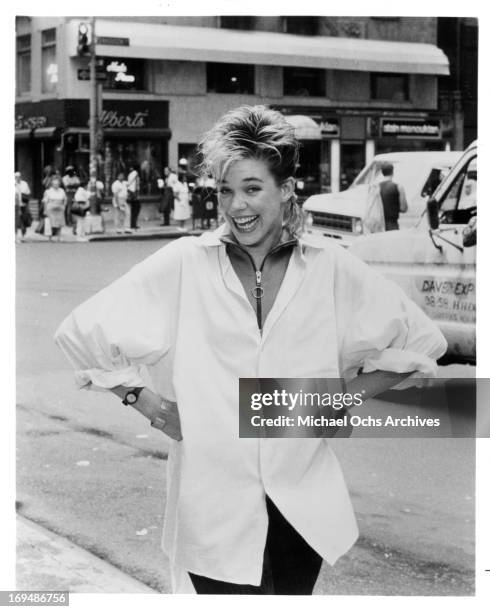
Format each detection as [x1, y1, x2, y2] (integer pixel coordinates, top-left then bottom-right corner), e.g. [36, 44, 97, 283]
[303, 151, 462, 247]
[348, 142, 477, 364]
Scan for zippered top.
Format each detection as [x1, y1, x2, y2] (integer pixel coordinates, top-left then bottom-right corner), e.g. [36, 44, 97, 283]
[221, 235, 298, 332]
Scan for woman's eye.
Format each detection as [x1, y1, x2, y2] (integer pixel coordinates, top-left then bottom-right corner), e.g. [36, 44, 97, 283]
[247, 186, 261, 193]
[218, 188, 231, 195]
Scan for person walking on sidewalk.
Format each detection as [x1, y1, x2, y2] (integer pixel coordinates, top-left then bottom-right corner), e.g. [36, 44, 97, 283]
[127, 165, 141, 230]
[42, 176, 66, 242]
[169, 172, 190, 230]
[15, 171, 32, 241]
[111, 173, 133, 234]
[55, 105, 447, 595]
[62, 166, 81, 234]
[157, 167, 175, 226]
[72, 182, 91, 239]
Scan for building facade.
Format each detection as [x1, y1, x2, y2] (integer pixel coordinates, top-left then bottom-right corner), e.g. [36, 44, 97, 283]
[15, 16, 457, 207]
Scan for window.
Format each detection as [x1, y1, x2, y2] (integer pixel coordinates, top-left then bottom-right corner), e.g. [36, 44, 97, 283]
[41, 28, 57, 94]
[207, 63, 255, 94]
[16, 34, 31, 95]
[283, 67, 325, 97]
[101, 57, 146, 91]
[220, 16, 254, 30]
[440, 156, 477, 225]
[284, 17, 318, 35]
[371, 73, 409, 102]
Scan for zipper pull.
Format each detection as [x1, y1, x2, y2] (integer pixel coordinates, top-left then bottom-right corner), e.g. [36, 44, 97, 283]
[253, 271, 264, 298]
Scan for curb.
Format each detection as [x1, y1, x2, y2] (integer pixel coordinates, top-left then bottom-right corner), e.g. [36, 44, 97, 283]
[19, 227, 204, 244]
[87, 229, 203, 242]
[16, 515, 158, 593]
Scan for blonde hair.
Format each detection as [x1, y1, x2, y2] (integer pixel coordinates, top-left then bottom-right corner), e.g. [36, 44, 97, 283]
[197, 105, 304, 237]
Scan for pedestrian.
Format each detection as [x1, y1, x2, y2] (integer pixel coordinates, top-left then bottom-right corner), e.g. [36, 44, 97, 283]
[157, 167, 174, 226]
[169, 172, 190, 230]
[127, 165, 141, 230]
[202, 176, 218, 229]
[42, 176, 66, 242]
[111, 173, 132, 235]
[62, 166, 81, 234]
[55, 105, 447, 595]
[378, 162, 408, 231]
[71, 182, 91, 239]
[15, 171, 32, 241]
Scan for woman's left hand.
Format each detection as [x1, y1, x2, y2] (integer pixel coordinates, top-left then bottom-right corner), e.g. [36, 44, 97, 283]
[150, 399, 183, 441]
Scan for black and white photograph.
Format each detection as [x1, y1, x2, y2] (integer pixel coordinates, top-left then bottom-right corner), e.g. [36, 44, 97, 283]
[7, 2, 487, 607]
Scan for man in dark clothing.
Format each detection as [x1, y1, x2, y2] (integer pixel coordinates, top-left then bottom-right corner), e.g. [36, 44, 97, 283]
[379, 162, 408, 230]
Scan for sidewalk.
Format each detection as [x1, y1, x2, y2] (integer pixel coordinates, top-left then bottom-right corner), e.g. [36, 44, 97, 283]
[20, 215, 207, 244]
[16, 515, 157, 593]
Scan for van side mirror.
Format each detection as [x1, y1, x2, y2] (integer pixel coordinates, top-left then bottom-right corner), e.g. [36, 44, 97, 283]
[427, 197, 439, 230]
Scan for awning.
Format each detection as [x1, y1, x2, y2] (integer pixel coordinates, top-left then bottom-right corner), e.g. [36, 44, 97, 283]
[15, 129, 33, 141]
[103, 128, 171, 139]
[67, 20, 449, 75]
[286, 116, 322, 140]
[32, 127, 61, 139]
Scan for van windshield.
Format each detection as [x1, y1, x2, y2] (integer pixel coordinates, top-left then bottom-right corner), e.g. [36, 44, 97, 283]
[352, 160, 420, 190]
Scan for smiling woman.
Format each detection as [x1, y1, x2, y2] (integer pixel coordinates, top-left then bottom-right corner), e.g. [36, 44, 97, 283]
[55, 104, 447, 595]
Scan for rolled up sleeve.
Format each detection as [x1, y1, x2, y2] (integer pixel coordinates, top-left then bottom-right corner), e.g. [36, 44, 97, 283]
[334, 247, 448, 378]
[54, 239, 184, 391]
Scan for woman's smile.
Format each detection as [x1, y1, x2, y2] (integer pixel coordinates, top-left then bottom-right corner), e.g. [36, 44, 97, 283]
[231, 214, 260, 233]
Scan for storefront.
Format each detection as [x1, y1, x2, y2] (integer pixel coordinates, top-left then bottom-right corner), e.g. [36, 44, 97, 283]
[15, 99, 171, 201]
[274, 105, 453, 194]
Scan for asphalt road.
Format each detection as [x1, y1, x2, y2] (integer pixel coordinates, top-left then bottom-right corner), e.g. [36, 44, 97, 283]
[16, 239, 476, 595]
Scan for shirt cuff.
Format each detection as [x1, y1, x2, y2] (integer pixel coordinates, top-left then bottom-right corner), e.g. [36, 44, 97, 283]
[74, 365, 146, 391]
[361, 348, 440, 378]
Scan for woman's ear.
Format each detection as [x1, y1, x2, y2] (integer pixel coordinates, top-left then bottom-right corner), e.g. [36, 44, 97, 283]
[281, 177, 296, 202]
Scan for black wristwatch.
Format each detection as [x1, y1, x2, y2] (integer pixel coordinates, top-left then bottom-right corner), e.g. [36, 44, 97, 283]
[122, 387, 144, 406]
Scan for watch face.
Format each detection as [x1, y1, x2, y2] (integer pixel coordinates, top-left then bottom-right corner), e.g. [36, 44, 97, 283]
[126, 392, 138, 404]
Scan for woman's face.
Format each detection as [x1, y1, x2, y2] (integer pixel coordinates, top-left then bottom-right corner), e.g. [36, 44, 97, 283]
[218, 158, 294, 252]
[51, 178, 61, 189]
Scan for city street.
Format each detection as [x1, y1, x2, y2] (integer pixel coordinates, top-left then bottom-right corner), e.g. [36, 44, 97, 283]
[16, 238, 475, 595]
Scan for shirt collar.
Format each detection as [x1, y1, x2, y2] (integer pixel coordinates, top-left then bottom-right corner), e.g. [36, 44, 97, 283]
[197, 224, 323, 262]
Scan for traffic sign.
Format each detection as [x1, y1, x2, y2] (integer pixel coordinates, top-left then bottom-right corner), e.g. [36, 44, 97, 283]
[77, 68, 108, 82]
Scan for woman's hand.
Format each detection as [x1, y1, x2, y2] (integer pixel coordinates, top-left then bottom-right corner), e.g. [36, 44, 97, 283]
[111, 386, 183, 441]
[149, 399, 182, 441]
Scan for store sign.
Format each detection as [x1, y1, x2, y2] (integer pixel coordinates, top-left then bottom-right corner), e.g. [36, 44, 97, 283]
[96, 36, 130, 46]
[381, 119, 442, 139]
[318, 119, 340, 138]
[15, 115, 47, 129]
[106, 60, 136, 83]
[15, 99, 169, 131]
[99, 109, 149, 128]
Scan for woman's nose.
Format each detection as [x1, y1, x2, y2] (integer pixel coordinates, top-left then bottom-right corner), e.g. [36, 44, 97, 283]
[229, 193, 248, 212]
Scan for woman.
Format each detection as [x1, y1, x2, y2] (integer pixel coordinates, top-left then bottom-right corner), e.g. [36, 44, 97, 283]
[42, 176, 66, 242]
[72, 182, 91, 239]
[55, 106, 447, 594]
[111, 173, 133, 235]
[169, 172, 191, 229]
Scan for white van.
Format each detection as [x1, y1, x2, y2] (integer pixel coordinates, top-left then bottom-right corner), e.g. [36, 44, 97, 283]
[303, 151, 462, 247]
[349, 142, 477, 364]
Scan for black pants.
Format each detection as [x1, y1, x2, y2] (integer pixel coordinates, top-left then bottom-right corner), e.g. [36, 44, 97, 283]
[129, 201, 141, 229]
[161, 206, 171, 226]
[188, 496, 323, 595]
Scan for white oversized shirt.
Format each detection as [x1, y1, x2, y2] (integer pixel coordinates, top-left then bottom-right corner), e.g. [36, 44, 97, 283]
[54, 226, 447, 591]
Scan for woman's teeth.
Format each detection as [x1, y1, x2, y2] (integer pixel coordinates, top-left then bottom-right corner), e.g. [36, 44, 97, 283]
[233, 215, 260, 232]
